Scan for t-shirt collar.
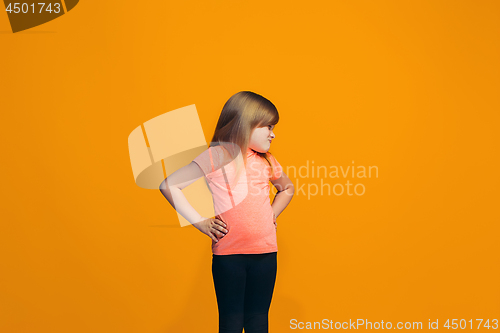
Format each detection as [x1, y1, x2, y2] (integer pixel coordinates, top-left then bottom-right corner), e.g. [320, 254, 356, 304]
[247, 147, 257, 158]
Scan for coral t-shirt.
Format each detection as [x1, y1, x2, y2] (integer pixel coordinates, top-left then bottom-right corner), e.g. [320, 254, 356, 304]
[192, 146, 283, 255]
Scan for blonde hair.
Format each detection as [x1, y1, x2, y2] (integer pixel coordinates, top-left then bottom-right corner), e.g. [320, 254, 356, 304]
[209, 91, 279, 188]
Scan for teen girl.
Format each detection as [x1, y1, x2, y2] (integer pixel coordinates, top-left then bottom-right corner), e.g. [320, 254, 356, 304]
[160, 91, 295, 333]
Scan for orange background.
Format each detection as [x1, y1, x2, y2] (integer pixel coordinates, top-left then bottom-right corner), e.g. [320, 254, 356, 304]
[1, 1, 499, 332]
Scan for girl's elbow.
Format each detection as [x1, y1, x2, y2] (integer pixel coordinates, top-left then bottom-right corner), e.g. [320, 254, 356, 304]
[159, 178, 178, 193]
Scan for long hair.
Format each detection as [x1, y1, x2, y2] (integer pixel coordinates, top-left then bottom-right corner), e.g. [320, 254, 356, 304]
[210, 91, 279, 188]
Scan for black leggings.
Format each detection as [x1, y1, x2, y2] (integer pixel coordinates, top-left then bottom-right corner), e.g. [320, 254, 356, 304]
[212, 252, 277, 333]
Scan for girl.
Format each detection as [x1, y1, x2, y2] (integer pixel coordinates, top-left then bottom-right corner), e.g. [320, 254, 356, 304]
[160, 91, 295, 333]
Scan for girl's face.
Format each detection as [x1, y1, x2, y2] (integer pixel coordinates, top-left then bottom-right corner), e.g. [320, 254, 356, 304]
[249, 124, 275, 153]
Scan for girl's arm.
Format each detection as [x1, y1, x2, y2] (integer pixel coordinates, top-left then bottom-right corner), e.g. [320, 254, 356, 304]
[159, 161, 228, 242]
[270, 172, 295, 218]
[159, 161, 208, 225]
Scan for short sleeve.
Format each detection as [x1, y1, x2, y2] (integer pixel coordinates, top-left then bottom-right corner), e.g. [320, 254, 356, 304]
[192, 146, 233, 178]
[268, 153, 283, 181]
[192, 147, 215, 177]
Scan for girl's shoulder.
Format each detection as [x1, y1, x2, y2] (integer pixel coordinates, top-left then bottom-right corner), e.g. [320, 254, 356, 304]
[265, 151, 283, 180]
[192, 145, 232, 175]
[265, 151, 280, 165]
[207, 145, 241, 171]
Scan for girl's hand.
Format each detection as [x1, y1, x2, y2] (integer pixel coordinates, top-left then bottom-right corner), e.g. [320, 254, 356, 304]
[273, 212, 277, 231]
[193, 217, 228, 243]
